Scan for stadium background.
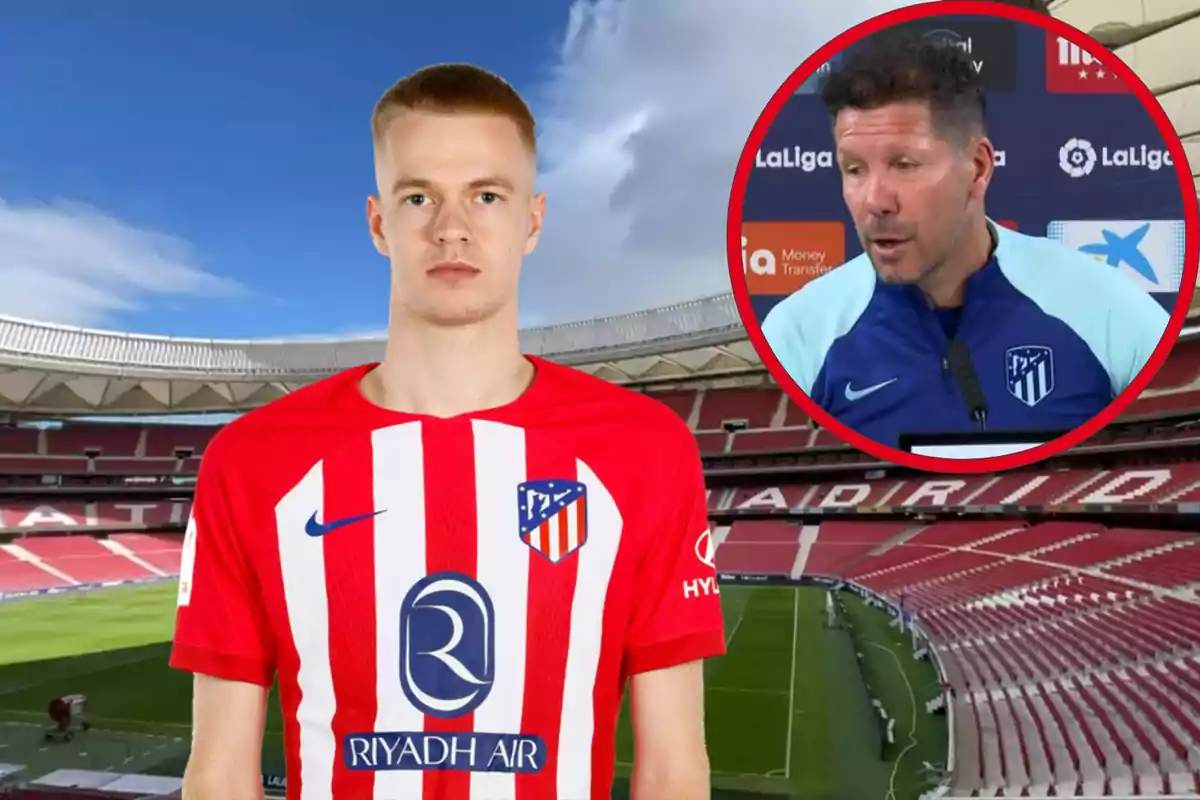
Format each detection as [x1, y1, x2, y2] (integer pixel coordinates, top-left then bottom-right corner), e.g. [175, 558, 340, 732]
[0, 1, 1199, 799]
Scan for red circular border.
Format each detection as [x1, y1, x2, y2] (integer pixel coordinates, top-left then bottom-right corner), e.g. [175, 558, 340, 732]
[726, 0, 1199, 475]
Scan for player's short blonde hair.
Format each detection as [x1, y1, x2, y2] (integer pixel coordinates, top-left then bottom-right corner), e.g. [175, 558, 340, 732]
[371, 63, 537, 156]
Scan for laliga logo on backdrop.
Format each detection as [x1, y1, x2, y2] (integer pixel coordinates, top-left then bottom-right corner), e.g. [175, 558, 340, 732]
[755, 147, 1004, 170]
[1060, 137, 1173, 177]
[755, 147, 835, 171]
[1059, 138, 1097, 177]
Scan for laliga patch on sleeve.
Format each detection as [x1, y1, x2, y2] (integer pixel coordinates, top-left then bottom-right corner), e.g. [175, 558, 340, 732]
[177, 515, 198, 607]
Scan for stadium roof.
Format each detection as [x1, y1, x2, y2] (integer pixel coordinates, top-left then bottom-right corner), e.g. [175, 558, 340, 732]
[0, 0, 1196, 416]
[0, 295, 768, 414]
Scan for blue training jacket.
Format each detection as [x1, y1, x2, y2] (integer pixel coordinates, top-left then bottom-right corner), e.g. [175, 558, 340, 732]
[761, 221, 1171, 449]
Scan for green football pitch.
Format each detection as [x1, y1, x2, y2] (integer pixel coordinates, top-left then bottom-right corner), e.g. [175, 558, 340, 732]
[0, 580, 947, 799]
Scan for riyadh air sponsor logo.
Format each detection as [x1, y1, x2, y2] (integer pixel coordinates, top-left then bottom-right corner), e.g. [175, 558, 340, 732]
[345, 732, 544, 774]
[399, 573, 495, 718]
[345, 572, 546, 774]
[1047, 220, 1185, 294]
[1059, 137, 1173, 178]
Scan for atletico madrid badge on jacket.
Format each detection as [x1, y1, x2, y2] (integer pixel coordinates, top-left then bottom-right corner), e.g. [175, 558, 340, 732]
[517, 479, 589, 564]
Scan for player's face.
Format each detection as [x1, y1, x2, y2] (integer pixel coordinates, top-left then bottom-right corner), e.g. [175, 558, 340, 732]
[835, 100, 985, 287]
[368, 110, 544, 327]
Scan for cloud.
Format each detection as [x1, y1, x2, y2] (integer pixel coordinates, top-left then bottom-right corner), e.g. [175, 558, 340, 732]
[521, 0, 906, 325]
[0, 199, 245, 328]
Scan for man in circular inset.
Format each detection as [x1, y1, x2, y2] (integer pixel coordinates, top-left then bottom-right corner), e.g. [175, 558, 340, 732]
[761, 34, 1170, 449]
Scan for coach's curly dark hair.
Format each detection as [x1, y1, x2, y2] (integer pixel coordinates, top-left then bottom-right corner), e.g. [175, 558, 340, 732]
[819, 33, 987, 143]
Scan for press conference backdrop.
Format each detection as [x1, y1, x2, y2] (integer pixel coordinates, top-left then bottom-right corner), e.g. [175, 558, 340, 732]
[742, 17, 1187, 322]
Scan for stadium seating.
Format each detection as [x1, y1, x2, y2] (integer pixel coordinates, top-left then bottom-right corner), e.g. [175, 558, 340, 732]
[0, 531, 182, 595]
[0, 423, 215, 476]
[636, 340, 1200, 456]
[1145, 338, 1200, 391]
[0, 546, 71, 594]
[0, 501, 191, 532]
[716, 462, 1200, 513]
[0, 336, 1198, 473]
[711, 518, 1200, 797]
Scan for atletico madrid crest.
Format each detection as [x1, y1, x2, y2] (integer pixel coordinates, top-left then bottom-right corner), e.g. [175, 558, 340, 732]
[517, 479, 588, 564]
[1005, 345, 1055, 408]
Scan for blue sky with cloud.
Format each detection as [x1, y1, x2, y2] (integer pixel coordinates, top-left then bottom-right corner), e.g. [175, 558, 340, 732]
[1, 0, 904, 340]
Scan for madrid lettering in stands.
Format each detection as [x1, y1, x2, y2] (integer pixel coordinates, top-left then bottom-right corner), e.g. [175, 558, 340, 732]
[0, 501, 190, 529]
[724, 468, 1188, 511]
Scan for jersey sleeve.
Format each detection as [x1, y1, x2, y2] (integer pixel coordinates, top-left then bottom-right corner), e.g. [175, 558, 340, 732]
[169, 429, 276, 687]
[996, 231, 1173, 398]
[624, 420, 725, 676]
[1106, 282, 1171, 394]
[762, 294, 820, 395]
[761, 256, 876, 398]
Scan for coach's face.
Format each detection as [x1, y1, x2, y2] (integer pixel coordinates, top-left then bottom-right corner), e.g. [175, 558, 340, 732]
[835, 99, 986, 287]
[368, 110, 545, 327]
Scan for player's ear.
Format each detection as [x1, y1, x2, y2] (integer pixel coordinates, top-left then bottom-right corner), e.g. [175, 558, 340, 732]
[367, 195, 389, 257]
[524, 192, 546, 256]
[969, 138, 995, 200]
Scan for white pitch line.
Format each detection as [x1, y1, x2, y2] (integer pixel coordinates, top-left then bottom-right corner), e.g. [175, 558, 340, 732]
[784, 589, 799, 779]
[724, 600, 747, 648]
[866, 641, 918, 800]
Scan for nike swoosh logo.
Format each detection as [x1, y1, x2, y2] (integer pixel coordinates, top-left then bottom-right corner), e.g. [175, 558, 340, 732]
[305, 509, 386, 537]
[844, 378, 898, 402]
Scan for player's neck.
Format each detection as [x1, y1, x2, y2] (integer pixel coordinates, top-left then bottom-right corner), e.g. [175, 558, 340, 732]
[368, 310, 534, 418]
[919, 216, 994, 309]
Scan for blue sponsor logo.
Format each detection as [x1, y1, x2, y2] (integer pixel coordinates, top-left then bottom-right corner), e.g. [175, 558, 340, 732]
[344, 732, 546, 773]
[343, 572, 548, 775]
[1077, 222, 1158, 283]
[1047, 219, 1185, 294]
[399, 572, 494, 718]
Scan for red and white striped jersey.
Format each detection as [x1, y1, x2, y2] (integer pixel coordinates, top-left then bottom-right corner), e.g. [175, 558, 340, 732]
[170, 358, 725, 800]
